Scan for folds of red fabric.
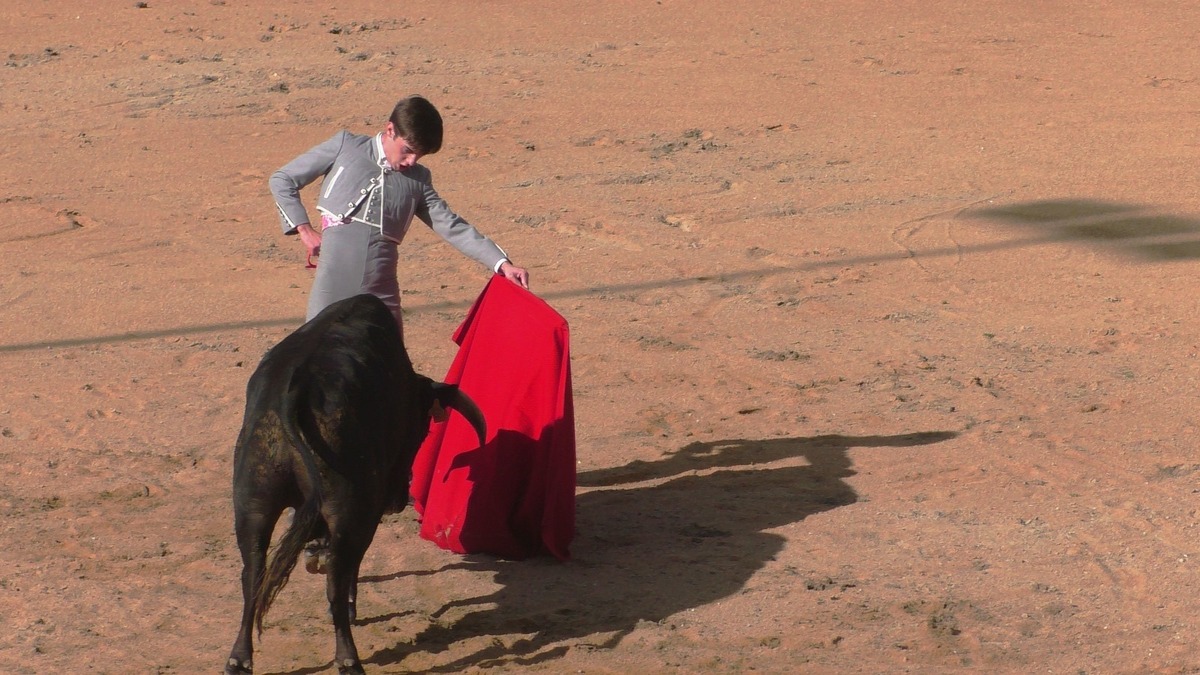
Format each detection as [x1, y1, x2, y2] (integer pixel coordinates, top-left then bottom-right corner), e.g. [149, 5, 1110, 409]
[410, 275, 576, 560]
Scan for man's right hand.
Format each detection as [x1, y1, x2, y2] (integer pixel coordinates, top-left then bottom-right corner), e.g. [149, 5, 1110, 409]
[296, 223, 322, 260]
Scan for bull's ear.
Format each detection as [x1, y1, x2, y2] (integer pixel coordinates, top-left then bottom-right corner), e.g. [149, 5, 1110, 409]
[429, 399, 449, 422]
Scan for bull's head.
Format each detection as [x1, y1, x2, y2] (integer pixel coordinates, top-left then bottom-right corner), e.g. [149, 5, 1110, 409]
[430, 382, 487, 447]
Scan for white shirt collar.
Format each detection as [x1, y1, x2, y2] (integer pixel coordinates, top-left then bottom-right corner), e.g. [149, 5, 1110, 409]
[373, 133, 391, 173]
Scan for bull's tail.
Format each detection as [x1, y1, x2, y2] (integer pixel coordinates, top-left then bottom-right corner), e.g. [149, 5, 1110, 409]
[254, 497, 321, 636]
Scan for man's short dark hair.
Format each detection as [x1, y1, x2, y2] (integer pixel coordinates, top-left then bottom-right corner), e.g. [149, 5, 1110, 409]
[390, 96, 443, 154]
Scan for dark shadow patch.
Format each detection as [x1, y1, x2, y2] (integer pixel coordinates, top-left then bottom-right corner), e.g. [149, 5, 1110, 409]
[966, 198, 1200, 262]
[1058, 215, 1200, 241]
[970, 198, 1141, 224]
[362, 431, 956, 671]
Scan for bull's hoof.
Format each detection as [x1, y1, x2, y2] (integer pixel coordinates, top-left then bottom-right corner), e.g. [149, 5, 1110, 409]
[225, 656, 252, 674]
[337, 658, 365, 674]
[303, 542, 329, 574]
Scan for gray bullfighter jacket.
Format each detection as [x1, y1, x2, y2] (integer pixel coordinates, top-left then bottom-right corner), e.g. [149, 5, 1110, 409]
[269, 130, 509, 272]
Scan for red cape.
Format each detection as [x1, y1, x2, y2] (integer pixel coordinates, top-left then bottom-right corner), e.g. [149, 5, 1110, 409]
[410, 276, 576, 560]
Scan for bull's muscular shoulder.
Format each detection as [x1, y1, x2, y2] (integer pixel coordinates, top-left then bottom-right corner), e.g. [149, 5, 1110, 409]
[311, 294, 394, 332]
[288, 295, 397, 345]
[255, 295, 405, 374]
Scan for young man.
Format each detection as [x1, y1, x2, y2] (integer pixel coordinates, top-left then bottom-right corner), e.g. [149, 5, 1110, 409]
[270, 95, 529, 333]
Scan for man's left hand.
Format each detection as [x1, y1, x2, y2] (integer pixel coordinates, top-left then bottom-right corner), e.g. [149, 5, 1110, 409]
[498, 261, 530, 289]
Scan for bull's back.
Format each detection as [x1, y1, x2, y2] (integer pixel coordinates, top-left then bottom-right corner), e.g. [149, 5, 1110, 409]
[248, 294, 411, 405]
[236, 294, 424, 480]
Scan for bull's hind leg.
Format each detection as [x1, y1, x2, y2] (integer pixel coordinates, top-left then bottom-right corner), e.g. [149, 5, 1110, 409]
[225, 502, 286, 675]
[324, 524, 377, 674]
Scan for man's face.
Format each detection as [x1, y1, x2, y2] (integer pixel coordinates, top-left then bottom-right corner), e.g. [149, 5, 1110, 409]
[382, 123, 424, 170]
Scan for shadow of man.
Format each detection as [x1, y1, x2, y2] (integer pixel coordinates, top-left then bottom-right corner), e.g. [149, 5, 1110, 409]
[365, 431, 956, 671]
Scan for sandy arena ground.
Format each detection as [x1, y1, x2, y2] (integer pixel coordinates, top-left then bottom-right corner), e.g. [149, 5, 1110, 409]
[4, 1, 1200, 672]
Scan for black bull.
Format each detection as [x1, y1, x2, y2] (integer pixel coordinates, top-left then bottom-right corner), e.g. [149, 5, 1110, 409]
[224, 294, 486, 675]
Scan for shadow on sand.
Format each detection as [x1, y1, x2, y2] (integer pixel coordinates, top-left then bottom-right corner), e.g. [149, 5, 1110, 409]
[355, 431, 956, 671]
[964, 197, 1200, 262]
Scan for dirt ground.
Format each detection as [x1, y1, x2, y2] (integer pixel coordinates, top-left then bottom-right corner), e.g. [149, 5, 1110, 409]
[5, 1, 1200, 672]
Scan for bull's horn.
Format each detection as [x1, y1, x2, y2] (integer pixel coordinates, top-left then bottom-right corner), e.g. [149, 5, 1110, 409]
[432, 383, 487, 447]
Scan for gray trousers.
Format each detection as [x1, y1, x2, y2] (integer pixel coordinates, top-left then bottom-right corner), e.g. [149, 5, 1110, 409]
[306, 221, 403, 336]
